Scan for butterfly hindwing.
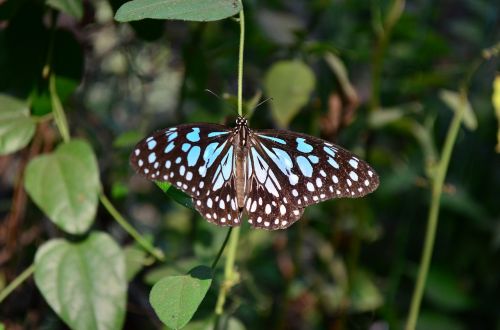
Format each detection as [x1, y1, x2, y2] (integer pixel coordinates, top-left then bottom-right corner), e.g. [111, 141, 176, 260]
[243, 136, 305, 229]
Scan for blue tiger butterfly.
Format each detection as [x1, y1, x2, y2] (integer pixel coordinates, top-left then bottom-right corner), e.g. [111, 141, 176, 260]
[130, 116, 379, 230]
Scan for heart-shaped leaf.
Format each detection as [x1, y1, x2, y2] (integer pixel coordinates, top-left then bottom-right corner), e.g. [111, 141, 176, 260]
[264, 60, 316, 127]
[115, 0, 242, 22]
[34, 232, 127, 330]
[0, 94, 35, 155]
[24, 140, 100, 234]
[150, 266, 213, 329]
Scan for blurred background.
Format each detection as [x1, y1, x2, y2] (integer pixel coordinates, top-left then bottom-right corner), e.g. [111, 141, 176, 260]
[1, 0, 499, 329]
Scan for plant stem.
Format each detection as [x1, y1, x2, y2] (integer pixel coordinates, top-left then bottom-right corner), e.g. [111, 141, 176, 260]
[405, 45, 499, 329]
[0, 264, 35, 303]
[370, 0, 405, 112]
[215, 226, 241, 315]
[49, 74, 70, 143]
[99, 192, 165, 261]
[213, 8, 245, 325]
[405, 90, 466, 330]
[237, 8, 245, 117]
[211, 228, 233, 269]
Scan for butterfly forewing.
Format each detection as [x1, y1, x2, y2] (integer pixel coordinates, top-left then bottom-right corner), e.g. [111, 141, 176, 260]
[130, 123, 234, 198]
[242, 129, 379, 229]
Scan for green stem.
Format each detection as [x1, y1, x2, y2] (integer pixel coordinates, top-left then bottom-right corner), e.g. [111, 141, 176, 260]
[99, 192, 165, 261]
[405, 45, 499, 329]
[49, 74, 70, 143]
[405, 91, 466, 330]
[213, 8, 245, 324]
[215, 226, 241, 315]
[211, 228, 233, 269]
[0, 264, 35, 303]
[237, 8, 245, 117]
[370, 0, 405, 112]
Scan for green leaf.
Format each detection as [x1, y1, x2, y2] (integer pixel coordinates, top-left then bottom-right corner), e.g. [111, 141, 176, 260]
[424, 267, 474, 311]
[0, 94, 35, 155]
[113, 130, 144, 148]
[323, 53, 357, 102]
[439, 89, 477, 131]
[264, 60, 315, 127]
[155, 181, 195, 210]
[115, 0, 242, 22]
[416, 312, 465, 330]
[150, 266, 213, 329]
[349, 270, 383, 312]
[34, 232, 127, 330]
[46, 0, 83, 20]
[24, 140, 100, 234]
[124, 245, 149, 281]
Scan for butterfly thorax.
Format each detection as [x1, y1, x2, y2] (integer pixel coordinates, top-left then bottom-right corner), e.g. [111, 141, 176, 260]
[234, 116, 250, 209]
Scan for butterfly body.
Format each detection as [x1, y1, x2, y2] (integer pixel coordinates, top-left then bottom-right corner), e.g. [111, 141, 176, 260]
[131, 116, 379, 230]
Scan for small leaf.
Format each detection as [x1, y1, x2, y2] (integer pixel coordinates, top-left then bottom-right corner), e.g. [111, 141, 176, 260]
[416, 312, 465, 330]
[492, 75, 500, 153]
[150, 266, 213, 330]
[113, 130, 144, 148]
[24, 140, 100, 234]
[424, 267, 474, 311]
[115, 0, 242, 22]
[349, 270, 383, 312]
[0, 94, 35, 155]
[264, 60, 315, 127]
[439, 89, 477, 131]
[155, 181, 195, 210]
[124, 245, 149, 281]
[323, 53, 357, 102]
[34, 232, 127, 330]
[46, 0, 83, 20]
[367, 103, 422, 128]
[257, 9, 304, 45]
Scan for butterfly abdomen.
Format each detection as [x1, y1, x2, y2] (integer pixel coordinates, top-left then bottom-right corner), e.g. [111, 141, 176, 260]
[235, 129, 247, 209]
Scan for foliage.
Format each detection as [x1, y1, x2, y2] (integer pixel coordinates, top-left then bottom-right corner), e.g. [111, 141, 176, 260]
[0, 0, 499, 330]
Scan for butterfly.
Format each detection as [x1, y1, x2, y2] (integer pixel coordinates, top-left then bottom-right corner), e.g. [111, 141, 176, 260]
[130, 116, 379, 230]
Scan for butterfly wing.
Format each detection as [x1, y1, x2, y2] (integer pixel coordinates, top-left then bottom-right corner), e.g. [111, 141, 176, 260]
[243, 129, 379, 230]
[130, 124, 241, 226]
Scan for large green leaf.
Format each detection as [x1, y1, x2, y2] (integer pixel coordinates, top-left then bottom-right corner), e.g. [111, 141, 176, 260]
[264, 60, 316, 127]
[46, 0, 83, 20]
[115, 0, 242, 22]
[150, 266, 213, 329]
[34, 232, 127, 330]
[0, 94, 35, 155]
[24, 140, 100, 234]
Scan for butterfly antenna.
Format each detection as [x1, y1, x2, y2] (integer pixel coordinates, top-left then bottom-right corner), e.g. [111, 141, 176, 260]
[246, 97, 273, 118]
[204, 89, 221, 99]
[254, 97, 273, 109]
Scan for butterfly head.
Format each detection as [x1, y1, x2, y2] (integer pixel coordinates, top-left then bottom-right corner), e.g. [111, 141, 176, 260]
[235, 116, 248, 129]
